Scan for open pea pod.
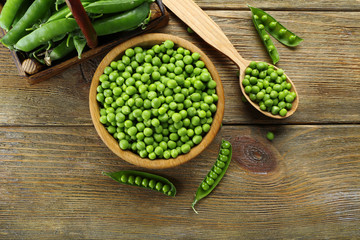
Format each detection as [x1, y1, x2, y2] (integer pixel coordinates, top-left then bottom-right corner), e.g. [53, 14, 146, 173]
[192, 140, 232, 213]
[249, 6, 303, 47]
[103, 170, 176, 197]
[251, 14, 280, 65]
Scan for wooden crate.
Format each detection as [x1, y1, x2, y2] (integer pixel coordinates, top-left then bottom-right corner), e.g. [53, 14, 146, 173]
[0, 0, 169, 84]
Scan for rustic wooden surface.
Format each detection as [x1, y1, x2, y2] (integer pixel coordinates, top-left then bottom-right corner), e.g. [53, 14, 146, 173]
[0, 0, 359, 239]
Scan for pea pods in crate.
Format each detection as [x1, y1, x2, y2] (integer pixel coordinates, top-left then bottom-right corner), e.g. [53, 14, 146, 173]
[0, 0, 169, 84]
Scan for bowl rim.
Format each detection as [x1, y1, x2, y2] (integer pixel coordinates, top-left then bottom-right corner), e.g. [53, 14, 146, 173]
[89, 33, 225, 169]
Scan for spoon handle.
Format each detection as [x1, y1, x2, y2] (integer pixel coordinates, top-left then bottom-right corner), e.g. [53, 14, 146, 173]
[162, 0, 250, 70]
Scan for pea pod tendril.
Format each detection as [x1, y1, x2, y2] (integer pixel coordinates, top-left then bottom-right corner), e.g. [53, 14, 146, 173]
[103, 170, 177, 197]
[192, 139, 232, 213]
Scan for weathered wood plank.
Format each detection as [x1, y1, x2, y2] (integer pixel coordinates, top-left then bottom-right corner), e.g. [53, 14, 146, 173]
[0, 11, 359, 125]
[194, 0, 360, 11]
[0, 125, 359, 239]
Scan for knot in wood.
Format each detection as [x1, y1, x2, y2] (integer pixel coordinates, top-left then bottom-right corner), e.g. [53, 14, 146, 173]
[232, 136, 277, 174]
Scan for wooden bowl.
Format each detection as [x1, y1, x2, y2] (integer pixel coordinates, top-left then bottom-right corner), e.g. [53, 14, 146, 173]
[89, 33, 225, 169]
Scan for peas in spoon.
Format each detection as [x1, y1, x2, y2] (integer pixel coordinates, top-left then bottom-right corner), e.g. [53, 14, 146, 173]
[162, 0, 298, 119]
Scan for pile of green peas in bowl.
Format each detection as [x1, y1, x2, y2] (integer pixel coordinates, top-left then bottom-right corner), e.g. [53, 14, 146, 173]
[242, 61, 297, 117]
[95, 39, 219, 160]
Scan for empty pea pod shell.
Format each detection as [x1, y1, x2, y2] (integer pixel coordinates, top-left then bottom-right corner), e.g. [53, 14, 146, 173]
[102, 170, 176, 197]
[192, 139, 232, 213]
[249, 6, 303, 47]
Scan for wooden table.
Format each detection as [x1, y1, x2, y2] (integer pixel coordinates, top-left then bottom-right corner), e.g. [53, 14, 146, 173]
[1, 1, 359, 239]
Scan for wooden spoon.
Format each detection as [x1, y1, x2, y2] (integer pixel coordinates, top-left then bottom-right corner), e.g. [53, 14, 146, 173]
[162, 0, 298, 119]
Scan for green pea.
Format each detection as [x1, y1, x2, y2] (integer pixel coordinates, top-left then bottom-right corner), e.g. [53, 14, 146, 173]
[170, 149, 179, 158]
[285, 94, 295, 103]
[213, 166, 222, 174]
[148, 179, 156, 189]
[201, 182, 210, 191]
[162, 184, 171, 193]
[278, 29, 287, 37]
[135, 176, 142, 186]
[266, 131, 275, 141]
[263, 34, 270, 41]
[120, 174, 128, 183]
[142, 178, 149, 187]
[219, 154, 228, 162]
[155, 182, 163, 191]
[216, 160, 226, 168]
[128, 175, 135, 184]
[279, 108, 288, 116]
[206, 177, 215, 186]
[209, 171, 218, 179]
[181, 143, 191, 154]
[269, 21, 277, 30]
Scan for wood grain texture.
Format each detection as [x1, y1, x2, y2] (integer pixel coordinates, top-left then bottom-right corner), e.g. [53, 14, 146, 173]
[0, 125, 359, 239]
[1, 1, 360, 238]
[1, 10, 359, 125]
[193, 0, 360, 11]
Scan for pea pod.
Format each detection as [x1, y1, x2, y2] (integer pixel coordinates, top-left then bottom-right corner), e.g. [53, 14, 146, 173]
[11, 0, 32, 27]
[15, 18, 79, 52]
[92, 1, 150, 36]
[192, 140, 232, 213]
[47, 2, 91, 23]
[1, 0, 54, 48]
[251, 14, 280, 65]
[49, 36, 75, 62]
[0, 0, 25, 31]
[85, 0, 150, 14]
[249, 6, 303, 47]
[103, 170, 176, 197]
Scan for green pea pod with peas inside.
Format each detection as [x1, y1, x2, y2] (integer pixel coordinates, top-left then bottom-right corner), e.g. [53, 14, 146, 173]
[1, 0, 54, 48]
[15, 18, 79, 52]
[192, 140, 232, 214]
[249, 6, 303, 47]
[85, 0, 152, 14]
[251, 13, 280, 65]
[103, 170, 176, 197]
[0, 0, 25, 31]
[92, 1, 150, 36]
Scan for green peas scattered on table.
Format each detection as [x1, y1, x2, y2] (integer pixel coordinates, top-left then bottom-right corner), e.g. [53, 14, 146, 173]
[103, 170, 176, 197]
[192, 140, 232, 214]
[242, 61, 296, 117]
[96, 40, 218, 160]
[266, 131, 275, 141]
